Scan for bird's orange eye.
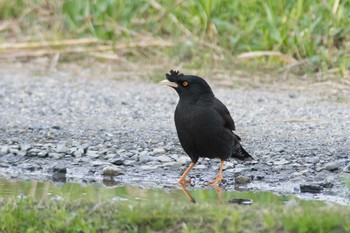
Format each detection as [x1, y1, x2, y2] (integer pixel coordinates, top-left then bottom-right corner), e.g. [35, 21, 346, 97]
[182, 81, 189, 87]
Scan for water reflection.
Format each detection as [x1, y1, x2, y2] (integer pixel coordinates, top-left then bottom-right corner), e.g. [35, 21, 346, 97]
[0, 178, 318, 206]
[179, 181, 224, 204]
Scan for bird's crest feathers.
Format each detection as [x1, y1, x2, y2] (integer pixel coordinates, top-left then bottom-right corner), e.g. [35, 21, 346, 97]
[165, 70, 184, 82]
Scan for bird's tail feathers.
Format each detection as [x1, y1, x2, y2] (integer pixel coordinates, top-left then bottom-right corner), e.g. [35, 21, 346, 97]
[233, 145, 254, 161]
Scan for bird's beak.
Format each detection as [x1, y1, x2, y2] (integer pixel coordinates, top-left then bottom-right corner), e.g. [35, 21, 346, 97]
[159, 79, 178, 88]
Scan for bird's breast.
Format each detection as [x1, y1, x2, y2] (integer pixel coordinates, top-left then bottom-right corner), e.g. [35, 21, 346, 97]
[174, 104, 233, 159]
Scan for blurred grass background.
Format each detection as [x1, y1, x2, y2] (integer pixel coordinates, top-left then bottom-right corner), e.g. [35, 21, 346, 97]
[0, 0, 349, 78]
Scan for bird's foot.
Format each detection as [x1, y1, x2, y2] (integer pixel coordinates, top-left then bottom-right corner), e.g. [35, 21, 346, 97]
[177, 177, 196, 203]
[178, 178, 190, 186]
[178, 177, 195, 187]
[206, 175, 223, 186]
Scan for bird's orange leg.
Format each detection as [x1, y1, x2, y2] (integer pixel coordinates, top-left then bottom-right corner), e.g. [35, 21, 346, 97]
[212, 184, 223, 204]
[179, 183, 196, 203]
[178, 162, 196, 186]
[207, 160, 224, 185]
[178, 162, 196, 203]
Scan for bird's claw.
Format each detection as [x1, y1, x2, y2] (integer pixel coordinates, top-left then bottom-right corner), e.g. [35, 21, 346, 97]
[178, 176, 195, 187]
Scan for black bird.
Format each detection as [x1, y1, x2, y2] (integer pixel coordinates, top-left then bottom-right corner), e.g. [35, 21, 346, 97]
[160, 70, 253, 193]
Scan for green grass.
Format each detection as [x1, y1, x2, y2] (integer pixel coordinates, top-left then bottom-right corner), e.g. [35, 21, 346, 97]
[0, 0, 349, 77]
[1, 178, 349, 232]
[0, 198, 349, 233]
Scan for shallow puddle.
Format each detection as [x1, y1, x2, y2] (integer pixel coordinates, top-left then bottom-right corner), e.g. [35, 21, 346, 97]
[0, 178, 330, 207]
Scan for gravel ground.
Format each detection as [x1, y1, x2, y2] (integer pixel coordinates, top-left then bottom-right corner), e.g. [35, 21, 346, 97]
[0, 65, 349, 204]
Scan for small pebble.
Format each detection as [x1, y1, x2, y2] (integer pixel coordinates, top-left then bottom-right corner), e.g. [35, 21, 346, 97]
[86, 151, 100, 159]
[49, 152, 63, 159]
[20, 144, 32, 151]
[112, 196, 128, 202]
[194, 164, 206, 169]
[102, 166, 123, 176]
[51, 195, 64, 201]
[124, 160, 136, 166]
[305, 156, 320, 164]
[343, 164, 350, 173]
[139, 151, 151, 163]
[288, 93, 297, 98]
[324, 161, 341, 171]
[55, 144, 68, 153]
[140, 165, 158, 171]
[17, 193, 27, 200]
[0, 145, 9, 155]
[153, 148, 166, 154]
[157, 155, 173, 163]
[273, 158, 289, 165]
[177, 156, 190, 165]
[300, 183, 323, 193]
[73, 148, 84, 158]
[235, 176, 251, 185]
[228, 198, 253, 205]
[38, 150, 48, 158]
[91, 161, 110, 167]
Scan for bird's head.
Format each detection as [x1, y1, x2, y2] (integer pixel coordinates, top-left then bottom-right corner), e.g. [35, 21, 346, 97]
[160, 70, 214, 98]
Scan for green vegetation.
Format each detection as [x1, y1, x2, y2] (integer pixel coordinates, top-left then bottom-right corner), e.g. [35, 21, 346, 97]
[0, 178, 349, 232]
[0, 198, 349, 233]
[0, 0, 349, 76]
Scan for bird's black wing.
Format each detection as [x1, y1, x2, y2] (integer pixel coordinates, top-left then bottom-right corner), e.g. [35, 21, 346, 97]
[213, 98, 237, 132]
